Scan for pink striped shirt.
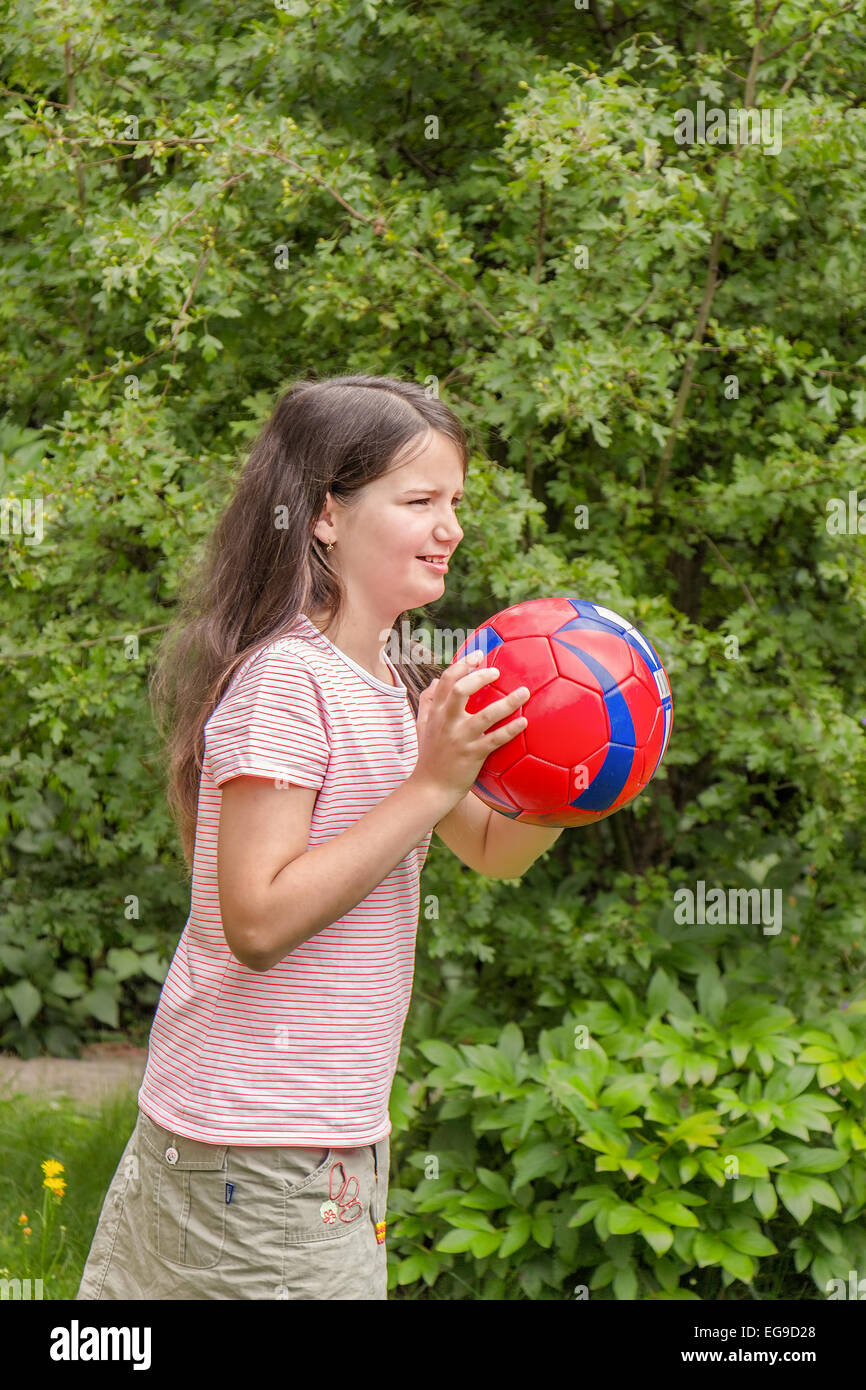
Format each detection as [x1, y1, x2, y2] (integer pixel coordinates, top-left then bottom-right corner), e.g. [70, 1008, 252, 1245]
[137, 613, 432, 1146]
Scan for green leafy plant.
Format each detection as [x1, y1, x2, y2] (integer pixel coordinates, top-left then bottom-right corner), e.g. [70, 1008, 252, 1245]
[2, 0, 865, 1300]
[388, 996, 866, 1300]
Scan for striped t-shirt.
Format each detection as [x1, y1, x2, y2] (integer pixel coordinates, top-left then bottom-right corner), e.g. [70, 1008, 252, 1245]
[137, 613, 433, 1146]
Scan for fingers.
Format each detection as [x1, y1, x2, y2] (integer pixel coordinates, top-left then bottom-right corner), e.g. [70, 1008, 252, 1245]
[450, 651, 485, 684]
[487, 682, 529, 728]
[454, 660, 498, 693]
[500, 714, 528, 741]
[464, 663, 528, 709]
[449, 657, 529, 710]
[439, 655, 531, 734]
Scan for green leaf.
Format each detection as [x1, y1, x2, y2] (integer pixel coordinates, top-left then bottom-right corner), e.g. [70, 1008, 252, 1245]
[469, 1229, 502, 1258]
[417, 1040, 461, 1071]
[0, 944, 27, 973]
[608, 1203, 644, 1234]
[5, 979, 42, 1028]
[781, 1145, 849, 1174]
[647, 1200, 700, 1227]
[48, 969, 86, 999]
[395, 1254, 424, 1285]
[511, 1143, 562, 1188]
[718, 1247, 754, 1283]
[435, 1227, 476, 1253]
[590, 1260, 616, 1290]
[696, 964, 727, 1024]
[475, 1167, 511, 1198]
[726, 1143, 789, 1177]
[139, 952, 169, 983]
[752, 1179, 778, 1220]
[639, 1220, 675, 1256]
[105, 947, 142, 981]
[531, 1213, 554, 1248]
[722, 1227, 777, 1256]
[613, 1265, 638, 1299]
[693, 1232, 728, 1265]
[81, 987, 119, 1028]
[598, 1073, 656, 1113]
[498, 1021, 524, 1062]
[776, 1171, 842, 1224]
[647, 967, 677, 1015]
[498, 1214, 532, 1257]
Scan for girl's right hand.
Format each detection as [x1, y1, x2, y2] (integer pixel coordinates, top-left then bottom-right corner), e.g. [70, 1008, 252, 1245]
[411, 651, 529, 806]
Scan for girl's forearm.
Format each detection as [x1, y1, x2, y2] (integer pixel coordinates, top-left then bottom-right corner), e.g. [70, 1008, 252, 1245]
[484, 812, 564, 879]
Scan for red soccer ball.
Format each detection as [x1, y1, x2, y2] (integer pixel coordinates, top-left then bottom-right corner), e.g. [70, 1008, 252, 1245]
[451, 596, 674, 827]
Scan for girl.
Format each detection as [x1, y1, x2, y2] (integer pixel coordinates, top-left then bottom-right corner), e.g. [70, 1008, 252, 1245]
[75, 373, 530, 1301]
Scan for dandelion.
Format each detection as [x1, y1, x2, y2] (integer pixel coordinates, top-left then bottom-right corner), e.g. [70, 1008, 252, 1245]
[18, 1213, 28, 1225]
[35, 1157, 69, 1279]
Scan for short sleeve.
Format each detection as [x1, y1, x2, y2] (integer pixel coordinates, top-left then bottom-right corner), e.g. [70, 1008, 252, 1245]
[204, 645, 330, 791]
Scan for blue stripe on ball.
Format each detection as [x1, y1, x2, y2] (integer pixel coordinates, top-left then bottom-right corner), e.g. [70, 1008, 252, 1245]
[561, 645, 636, 811]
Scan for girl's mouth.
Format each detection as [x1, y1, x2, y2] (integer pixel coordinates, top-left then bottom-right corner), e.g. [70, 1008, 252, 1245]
[417, 556, 448, 573]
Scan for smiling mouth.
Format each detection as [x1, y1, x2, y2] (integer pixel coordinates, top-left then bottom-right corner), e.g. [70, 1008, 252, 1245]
[417, 556, 449, 570]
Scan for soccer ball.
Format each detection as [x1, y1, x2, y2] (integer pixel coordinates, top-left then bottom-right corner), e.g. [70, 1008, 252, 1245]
[451, 596, 673, 827]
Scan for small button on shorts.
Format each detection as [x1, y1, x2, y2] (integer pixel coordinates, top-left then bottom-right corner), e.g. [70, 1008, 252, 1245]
[75, 1108, 389, 1300]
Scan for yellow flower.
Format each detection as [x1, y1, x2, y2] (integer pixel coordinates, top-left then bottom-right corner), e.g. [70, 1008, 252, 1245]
[22, 1228, 32, 1238]
[18, 1213, 28, 1224]
[41, 1159, 65, 1179]
[43, 1177, 67, 1199]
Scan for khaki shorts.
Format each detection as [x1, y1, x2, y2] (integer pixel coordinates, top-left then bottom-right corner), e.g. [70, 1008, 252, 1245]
[75, 1108, 389, 1300]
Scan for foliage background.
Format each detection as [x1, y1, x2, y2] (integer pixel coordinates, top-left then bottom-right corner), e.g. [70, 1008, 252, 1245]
[2, 0, 866, 1300]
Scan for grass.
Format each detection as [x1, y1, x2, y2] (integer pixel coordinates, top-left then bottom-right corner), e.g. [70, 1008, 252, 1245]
[0, 1086, 141, 1300]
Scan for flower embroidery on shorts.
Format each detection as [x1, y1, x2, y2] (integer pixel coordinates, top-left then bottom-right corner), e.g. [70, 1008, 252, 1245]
[320, 1160, 362, 1225]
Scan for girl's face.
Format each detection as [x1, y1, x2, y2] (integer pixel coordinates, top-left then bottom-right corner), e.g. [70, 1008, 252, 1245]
[317, 430, 466, 617]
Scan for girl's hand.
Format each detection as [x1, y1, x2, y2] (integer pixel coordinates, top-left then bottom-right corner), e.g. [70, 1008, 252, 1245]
[411, 651, 529, 808]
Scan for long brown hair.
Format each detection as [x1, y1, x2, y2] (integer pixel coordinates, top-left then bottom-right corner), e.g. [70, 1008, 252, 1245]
[148, 373, 470, 870]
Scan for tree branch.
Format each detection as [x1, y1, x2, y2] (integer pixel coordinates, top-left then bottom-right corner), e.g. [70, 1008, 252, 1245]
[651, 195, 728, 507]
[763, 1, 857, 63]
[238, 142, 513, 338]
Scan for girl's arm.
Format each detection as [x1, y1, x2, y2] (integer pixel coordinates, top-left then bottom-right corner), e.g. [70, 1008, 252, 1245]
[218, 769, 457, 972]
[433, 790, 563, 879]
[482, 813, 564, 880]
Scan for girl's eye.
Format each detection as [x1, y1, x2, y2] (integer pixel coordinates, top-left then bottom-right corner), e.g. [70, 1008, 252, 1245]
[409, 499, 464, 508]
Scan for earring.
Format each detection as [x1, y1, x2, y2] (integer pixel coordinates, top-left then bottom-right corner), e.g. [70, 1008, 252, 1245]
[326, 541, 334, 553]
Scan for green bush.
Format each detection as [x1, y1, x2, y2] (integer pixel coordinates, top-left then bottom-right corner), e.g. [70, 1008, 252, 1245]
[2, 0, 866, 1300]
[389, 990, 866, 1300]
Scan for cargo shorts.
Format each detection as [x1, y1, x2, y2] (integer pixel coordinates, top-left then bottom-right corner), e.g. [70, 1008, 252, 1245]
[75, 1108, 389, 1300]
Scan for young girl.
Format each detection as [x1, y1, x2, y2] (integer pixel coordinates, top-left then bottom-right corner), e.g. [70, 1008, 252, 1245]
[75, 373, 530, 1301]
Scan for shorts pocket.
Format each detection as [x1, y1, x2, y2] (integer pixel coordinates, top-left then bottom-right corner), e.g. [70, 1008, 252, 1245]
[139, 1113, 229, 1270]
[284, 1146, 373, 1246]
[278, 1146, 332, 1196]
